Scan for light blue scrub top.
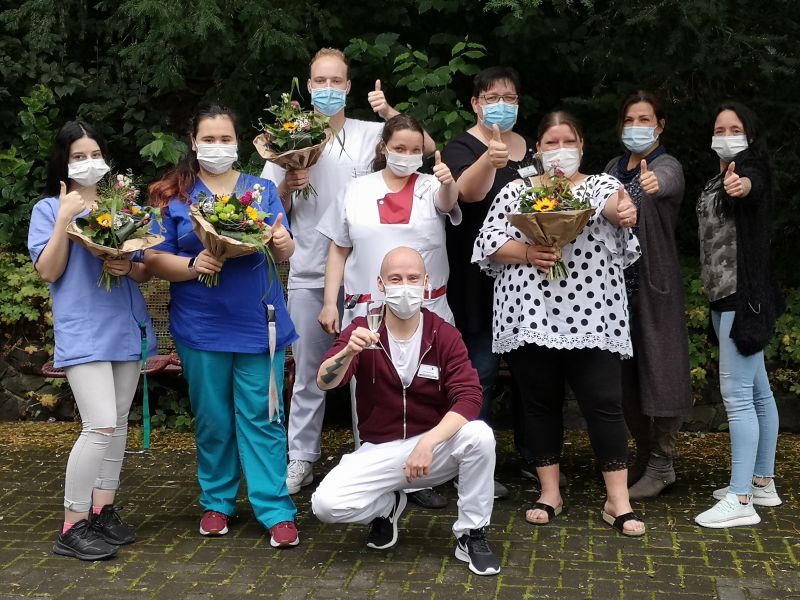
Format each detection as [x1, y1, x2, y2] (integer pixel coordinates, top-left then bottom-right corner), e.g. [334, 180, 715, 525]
[151, 173, 298, 354]
[28, 196, 158, 368]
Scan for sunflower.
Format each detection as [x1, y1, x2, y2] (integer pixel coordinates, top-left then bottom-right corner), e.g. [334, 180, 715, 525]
[218, 195, 231, 204]
[282, 121, 298, 133]
[96, 213, 112, 228]
[245, 206, 259, 221]
[532, 197, 558, 212]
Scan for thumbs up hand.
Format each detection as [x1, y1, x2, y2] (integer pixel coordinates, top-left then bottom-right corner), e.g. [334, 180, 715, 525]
[57, 180, 87, 221]
[639, 159, 660, 195]
[368, 79, 394, 120]
[723, 161, 746, 197]
[487, 124, 509, 169]
[269, 212, 292, 255]
[616, 185, 637, 228]
[432, 151, 454, 185]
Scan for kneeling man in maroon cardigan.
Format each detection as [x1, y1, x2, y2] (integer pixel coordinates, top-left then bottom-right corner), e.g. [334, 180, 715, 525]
[312, 247, 500, 576]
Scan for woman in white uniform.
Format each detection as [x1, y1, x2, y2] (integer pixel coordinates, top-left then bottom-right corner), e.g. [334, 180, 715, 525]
[318, 114, 460, 331]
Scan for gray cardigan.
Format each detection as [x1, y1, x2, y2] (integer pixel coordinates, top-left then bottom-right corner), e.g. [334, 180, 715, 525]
[605, 153, 692, 418]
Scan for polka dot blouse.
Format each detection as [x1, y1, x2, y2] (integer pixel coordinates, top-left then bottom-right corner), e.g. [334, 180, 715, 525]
[471, 174, 641, 357]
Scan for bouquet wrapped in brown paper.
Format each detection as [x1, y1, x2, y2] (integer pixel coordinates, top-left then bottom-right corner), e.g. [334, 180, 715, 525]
[507, 171, 595, 280]
[188, 185, 274, 287]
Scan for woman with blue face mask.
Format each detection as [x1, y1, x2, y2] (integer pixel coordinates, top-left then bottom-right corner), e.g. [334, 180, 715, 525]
[694, 102, 783, 529]
[604, 91, 692, 500]
[28, 121, 157, 560]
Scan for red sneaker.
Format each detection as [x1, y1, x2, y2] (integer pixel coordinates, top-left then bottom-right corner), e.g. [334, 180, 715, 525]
[269, 521, 299, 548]
[199, 511, 229, 536]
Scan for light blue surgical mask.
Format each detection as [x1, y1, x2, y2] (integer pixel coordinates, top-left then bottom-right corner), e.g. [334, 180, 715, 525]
[311, 87, 346, 117]
[482, 101, 518, 132]
[621, 126, 658, 154]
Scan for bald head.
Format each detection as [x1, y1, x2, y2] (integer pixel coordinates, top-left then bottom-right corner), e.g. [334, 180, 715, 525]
[378, 247, 428, 289]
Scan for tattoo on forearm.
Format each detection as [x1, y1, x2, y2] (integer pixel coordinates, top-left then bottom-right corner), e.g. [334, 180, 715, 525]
[321, 355, 347, 384]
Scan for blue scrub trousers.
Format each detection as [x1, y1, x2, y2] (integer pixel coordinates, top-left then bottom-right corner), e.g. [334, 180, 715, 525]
[176, 342, 297, 529]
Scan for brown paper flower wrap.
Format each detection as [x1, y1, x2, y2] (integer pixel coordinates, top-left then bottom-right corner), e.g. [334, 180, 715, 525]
[67, 223, 164, 259]
[253, 127, 333, 171]
[506, 208, 596, 279]
[189, 204, 274, 286]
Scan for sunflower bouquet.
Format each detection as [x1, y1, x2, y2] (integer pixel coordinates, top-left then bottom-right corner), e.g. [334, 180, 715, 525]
[506, 169, 595, 280]
[189, 185, 275, 287]
[252, 77, 333, 199]
[67, 172, 163, 290]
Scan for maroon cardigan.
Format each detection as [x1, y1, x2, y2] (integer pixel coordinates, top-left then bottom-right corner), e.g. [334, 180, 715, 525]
[323, 309, 482, 444]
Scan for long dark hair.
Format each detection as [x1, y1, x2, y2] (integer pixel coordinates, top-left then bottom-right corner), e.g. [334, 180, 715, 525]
[616, 90, 666, 133]
[371, 114, 425, 171]
[148, 104, 239, 207]
[44, 121, 109, 197]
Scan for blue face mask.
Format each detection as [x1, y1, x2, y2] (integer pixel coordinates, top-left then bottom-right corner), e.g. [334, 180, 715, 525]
[482, 101, 518, 132]
[311, 87, 347, 117]
[621, 126, 658, 154]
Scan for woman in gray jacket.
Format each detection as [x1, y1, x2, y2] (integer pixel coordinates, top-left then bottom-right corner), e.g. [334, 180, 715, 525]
[605, 90, 692, 499]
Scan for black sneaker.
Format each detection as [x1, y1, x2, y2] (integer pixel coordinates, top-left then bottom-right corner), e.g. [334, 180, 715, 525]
[366, 491, 407, 550]
[53, 519, 118, 561]
[455, 528, 501, 576]
[407, 487, 447, 509]
[90, 504, 136, 545]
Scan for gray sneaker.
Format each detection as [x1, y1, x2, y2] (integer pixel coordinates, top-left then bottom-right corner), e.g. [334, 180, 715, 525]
[712, 479, 782, 507]
[286, 460, 313, 494]
[695, 493, 761, 528]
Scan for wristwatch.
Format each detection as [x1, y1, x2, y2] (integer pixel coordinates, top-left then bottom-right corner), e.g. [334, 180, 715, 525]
[187, 256, 197, 271]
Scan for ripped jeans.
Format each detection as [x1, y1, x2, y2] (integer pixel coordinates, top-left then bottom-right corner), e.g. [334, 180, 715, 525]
[63, 361, 141, 512]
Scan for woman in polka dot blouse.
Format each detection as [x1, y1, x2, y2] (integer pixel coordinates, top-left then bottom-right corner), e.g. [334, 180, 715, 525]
[472, 110, 645, 536]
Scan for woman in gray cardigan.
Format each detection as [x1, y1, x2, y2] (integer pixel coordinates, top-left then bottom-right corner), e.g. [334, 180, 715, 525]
[605, 91, 692, 499]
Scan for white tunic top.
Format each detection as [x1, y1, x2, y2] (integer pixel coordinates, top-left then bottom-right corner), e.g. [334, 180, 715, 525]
[472, 173, 640, 357]
[317, 170, 461, 328]
[261, 118, 384, 290]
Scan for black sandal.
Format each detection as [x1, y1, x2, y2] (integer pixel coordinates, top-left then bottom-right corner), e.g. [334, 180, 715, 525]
[601, 510, 645, 537]
[525, 502, 562, 525]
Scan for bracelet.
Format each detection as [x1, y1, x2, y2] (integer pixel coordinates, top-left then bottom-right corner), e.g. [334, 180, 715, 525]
[187, 256, 197, 271]
[125, 261, 134, 275]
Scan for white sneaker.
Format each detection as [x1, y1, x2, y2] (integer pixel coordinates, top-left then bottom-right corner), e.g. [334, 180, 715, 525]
[286, 460, 313, 494]
[712, 479, 782, 507]
[695, 492, 761, 528]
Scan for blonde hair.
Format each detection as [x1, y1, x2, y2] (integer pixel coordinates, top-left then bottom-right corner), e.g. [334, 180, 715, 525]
[310, 48, 349, 78]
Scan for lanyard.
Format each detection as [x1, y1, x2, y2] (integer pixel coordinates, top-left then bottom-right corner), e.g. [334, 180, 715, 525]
[138, 323, 151, 449]
[266, 305, 280, 423]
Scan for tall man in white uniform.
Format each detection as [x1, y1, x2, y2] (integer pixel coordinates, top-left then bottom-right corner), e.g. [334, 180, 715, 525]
[261, 48, 436, 499]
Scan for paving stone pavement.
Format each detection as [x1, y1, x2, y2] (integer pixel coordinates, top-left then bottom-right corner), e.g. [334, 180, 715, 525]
[0, 423, 798, 600]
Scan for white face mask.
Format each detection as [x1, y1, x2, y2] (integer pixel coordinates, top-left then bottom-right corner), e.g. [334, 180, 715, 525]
[540, 147, 581, 177]
[385, 151, 423, 177]
[711, 135, 748, 163]
[68, 158, 110, 187]
[383, 283, 425, 320]
[196, 143, 238, 174]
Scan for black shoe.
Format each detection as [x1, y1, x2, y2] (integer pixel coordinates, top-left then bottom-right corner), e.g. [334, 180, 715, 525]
[90, 504, 136, 545]
[407, 487, 447, 509]
[366, 491, 407, 550]
[453, 477, 509, 500]
[53, 519, 118, 561]
[454, 528, 501, 576]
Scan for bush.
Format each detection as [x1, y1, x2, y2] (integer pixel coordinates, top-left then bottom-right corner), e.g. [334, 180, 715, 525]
[0, 250, 52, 341]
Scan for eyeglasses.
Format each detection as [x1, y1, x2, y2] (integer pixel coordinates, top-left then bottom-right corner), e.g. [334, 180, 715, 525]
[479, 94, 519, 104]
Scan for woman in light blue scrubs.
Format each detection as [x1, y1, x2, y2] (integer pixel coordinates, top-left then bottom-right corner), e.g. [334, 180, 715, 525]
[145, 105, 300, 548]
[28, 121, 157, 561]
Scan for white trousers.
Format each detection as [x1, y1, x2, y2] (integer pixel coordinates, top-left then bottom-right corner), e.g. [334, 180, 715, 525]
[286, 287, 343, 462]
[311, 420, 496, 538]
[63, 360, 141, 512]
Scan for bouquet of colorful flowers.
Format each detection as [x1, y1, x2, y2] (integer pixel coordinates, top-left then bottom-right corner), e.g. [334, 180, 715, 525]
[506, 168, 595, 280]
[252, 78, 334, 199]
[189, 184, 275, 287]
[66, 172, 163, 290]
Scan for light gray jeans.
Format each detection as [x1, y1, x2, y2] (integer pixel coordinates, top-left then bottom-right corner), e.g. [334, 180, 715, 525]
[62, 360, 140, 512]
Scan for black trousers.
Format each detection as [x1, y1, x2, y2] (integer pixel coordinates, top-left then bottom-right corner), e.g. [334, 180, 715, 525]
[505, 343, 629, 472]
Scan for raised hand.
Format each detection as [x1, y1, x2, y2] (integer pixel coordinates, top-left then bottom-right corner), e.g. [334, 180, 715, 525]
[58, 181, 87, 220]
[616, 185, 637, 228]
[639, 159, 659, 196]
[269, 212, 292, 254]
[723, 161, 746, 197]
[432, 151, 454, 185]
[487, 124, 509, 169]
[345, 326, 379, 355]
[367, 79, 392, 119]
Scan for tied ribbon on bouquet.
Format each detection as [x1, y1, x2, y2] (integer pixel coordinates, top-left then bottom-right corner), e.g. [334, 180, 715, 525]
[252, 77, 337, 200]
[506, 167, 595, 280]
[189, 185, 275, 287]
[66, 172, 163, 290]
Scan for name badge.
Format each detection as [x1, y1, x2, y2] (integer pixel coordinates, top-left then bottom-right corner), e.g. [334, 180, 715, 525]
[418, 364, 439, 380]
[518, 165, 539, 179]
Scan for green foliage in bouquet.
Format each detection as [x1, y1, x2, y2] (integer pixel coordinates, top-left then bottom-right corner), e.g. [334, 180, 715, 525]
[258, 78, 330, 152]
[518, 170, 591, 214]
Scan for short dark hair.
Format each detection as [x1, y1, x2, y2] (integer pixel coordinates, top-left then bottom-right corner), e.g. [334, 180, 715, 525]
[536, 110, 584, 143]
[617, 90, 666, 132]
[472, 66, 521, 98]
[371, 114, 425, 171]
[45, 121, 109, 197]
